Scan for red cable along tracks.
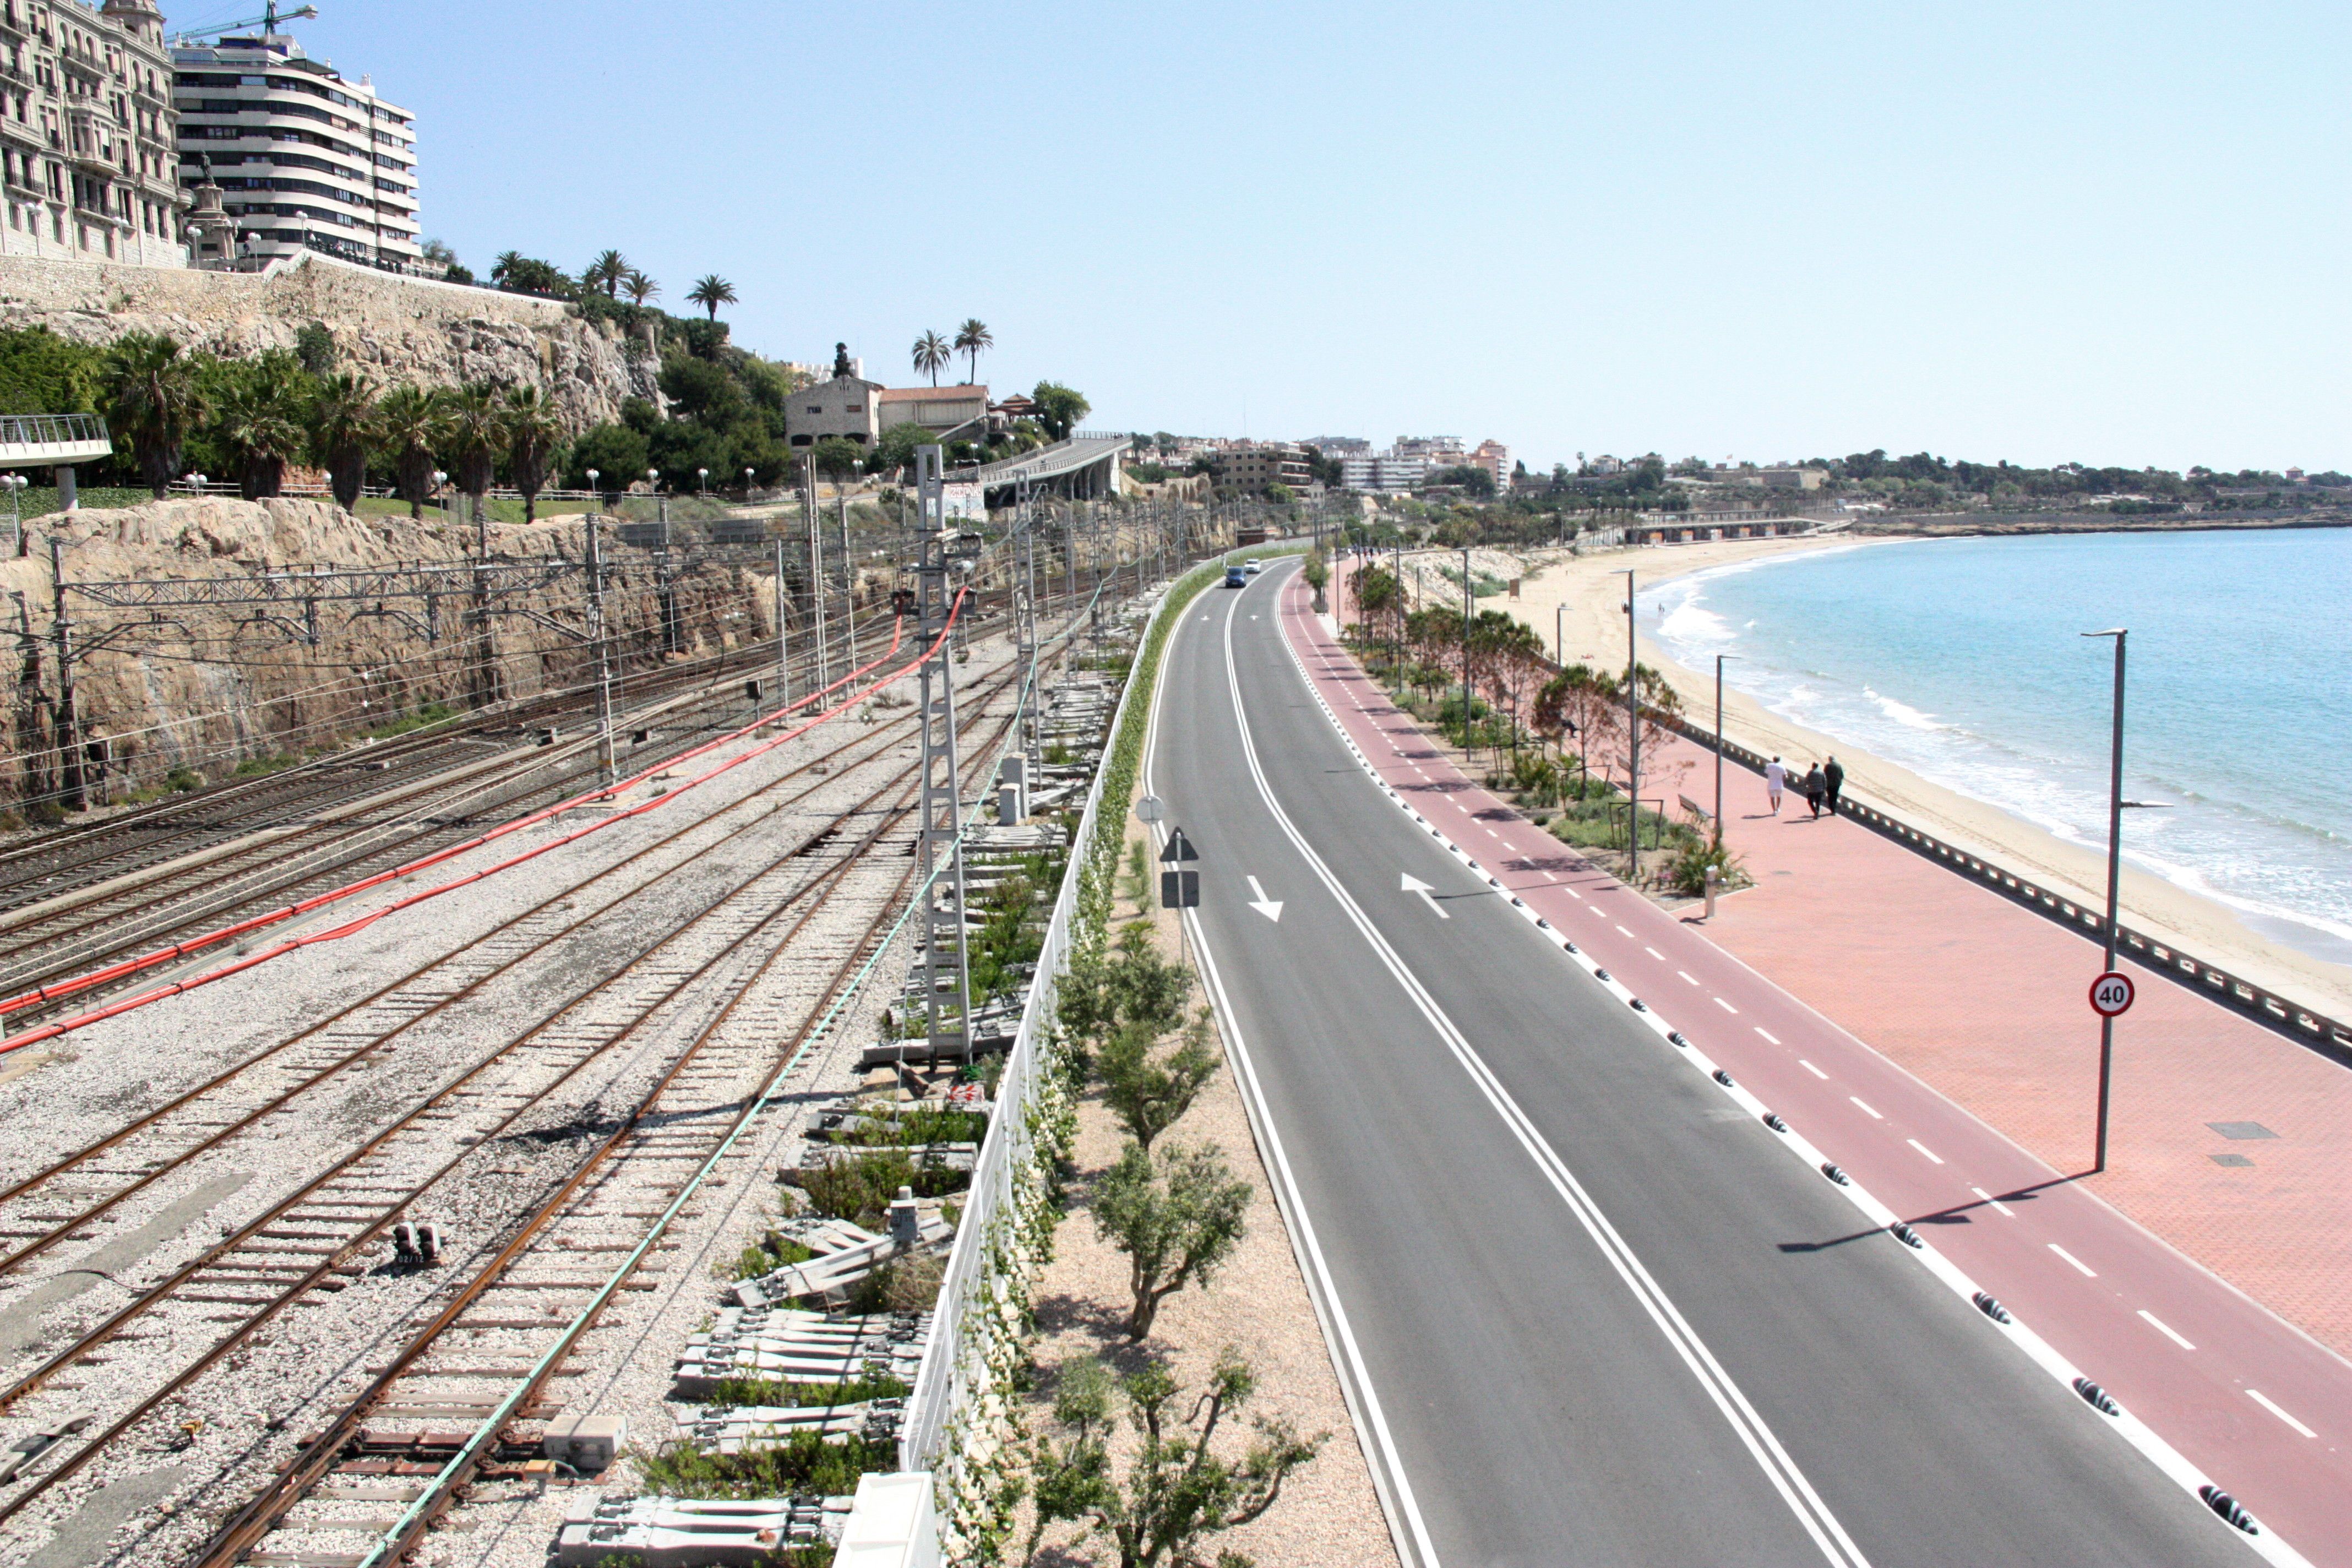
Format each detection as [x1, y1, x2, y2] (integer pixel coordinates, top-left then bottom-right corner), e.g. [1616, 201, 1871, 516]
[0, 594, 956, 1057]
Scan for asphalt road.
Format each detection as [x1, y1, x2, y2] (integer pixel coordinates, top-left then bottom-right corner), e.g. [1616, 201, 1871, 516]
[1143, 560, 2261, 1568]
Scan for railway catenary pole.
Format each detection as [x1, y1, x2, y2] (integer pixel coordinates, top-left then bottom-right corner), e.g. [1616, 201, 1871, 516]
[913, 444, 973, 1064]
[47, 538, 83, 811]
[772, 535, 791, 714]
[839, 475, 859, 669]
[584, 518, 616, 785]
[804, 457, 829, 690]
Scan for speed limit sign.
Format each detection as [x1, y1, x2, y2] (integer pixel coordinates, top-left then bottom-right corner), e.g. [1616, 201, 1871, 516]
[2089, 971, 2135, 1017]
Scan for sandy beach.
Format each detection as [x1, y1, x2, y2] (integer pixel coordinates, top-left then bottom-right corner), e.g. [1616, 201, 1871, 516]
[1376, 535, 2352, 1027]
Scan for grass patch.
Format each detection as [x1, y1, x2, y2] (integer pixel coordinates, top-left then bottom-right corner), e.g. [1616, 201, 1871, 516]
[733, 1233, 815, 1282]
[635, 1430, 891, 1501]
[700, 1372, 910, 1411]
[361, 700, 462, 741]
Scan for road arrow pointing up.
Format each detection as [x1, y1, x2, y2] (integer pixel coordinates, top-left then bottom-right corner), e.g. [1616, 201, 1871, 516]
[1246, 875, 1283, 922]
[1402, 873, 1449, 918]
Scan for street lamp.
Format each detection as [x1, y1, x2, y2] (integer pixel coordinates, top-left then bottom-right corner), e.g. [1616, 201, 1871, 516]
[2, 472, 26, 552]
[646, 468, 660, 491]
[1712, 654, 1741, 845]
[1615, 567, 1640, 883]
[743, 466, 754, 498]
[585, 468, 600, 513]
[432, 470, 448, 528]
[698, 467, 709, 494]
[2082, 627, 2127, 1174]
[1460, 544, 1473, 761]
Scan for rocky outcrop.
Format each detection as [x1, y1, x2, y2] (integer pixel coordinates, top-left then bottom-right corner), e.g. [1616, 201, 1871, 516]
[2, 497, 775, 812]
[0, 251, 661, 432]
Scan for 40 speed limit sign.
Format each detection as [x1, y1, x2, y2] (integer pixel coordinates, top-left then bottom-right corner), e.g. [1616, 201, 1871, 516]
[2089, 971, 2135, 1017]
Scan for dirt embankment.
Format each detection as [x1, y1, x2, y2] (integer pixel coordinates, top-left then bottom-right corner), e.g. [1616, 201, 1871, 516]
[2, 496, 788, 813]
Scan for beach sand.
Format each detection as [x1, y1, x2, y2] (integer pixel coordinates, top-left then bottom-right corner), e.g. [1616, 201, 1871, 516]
[1404, 535, 2352, 1027]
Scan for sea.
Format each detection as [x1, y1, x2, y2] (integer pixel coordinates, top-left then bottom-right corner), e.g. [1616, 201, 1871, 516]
[1642, 527, 2352, 970]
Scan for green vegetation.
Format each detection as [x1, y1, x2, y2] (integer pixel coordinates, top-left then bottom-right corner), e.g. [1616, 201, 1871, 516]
[699, 1371, 909, 1411]
[361, 700, 462, 741]
[732, 1232, 815, 1282]
[1092, 1140, 1251, 1341]
[635, 1430, 888, 1503]
[1021, 1349, 1325, 1567]
[1100, 1009, 1218, 1153]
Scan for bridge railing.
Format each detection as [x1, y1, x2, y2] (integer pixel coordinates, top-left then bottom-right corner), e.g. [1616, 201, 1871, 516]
[0, 412, 111, 450]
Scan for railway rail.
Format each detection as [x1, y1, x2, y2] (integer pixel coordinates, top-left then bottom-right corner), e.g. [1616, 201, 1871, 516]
[0, 638, 1040, 1560]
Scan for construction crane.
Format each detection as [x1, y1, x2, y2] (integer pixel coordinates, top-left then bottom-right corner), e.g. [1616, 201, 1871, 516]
[168, 3, 319, 47]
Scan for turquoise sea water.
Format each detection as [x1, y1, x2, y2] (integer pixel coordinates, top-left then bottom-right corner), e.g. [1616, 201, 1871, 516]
[1643, 527, 2352, 968]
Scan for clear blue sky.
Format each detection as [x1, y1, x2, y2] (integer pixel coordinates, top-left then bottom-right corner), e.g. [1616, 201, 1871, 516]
[176, 0, 2346, 473]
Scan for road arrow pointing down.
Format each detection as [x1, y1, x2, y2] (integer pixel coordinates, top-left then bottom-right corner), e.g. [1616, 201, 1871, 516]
[1245, 876, 1283, 922]
[1402, 873, 1449, 918]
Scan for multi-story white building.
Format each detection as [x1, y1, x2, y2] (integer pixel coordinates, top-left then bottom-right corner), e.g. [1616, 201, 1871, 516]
[172, 18, 418, 270]
[1340, 450, 1427, 492]
[0, 1, 184, 266]
[1470, 438, 1510, 489]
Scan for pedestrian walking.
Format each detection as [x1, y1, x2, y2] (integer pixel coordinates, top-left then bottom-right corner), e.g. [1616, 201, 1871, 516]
[1823, 755, 1844, 816]
[1802, 762, 1826, 819]
[1765, 755, 1786, 815]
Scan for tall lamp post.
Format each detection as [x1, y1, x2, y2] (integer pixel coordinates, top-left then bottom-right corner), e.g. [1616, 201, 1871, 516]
[1460, 545, 1474, 762]
[1616, 568, 1640, 883]
[3, 472, 28, 553]
[2083, 627, 2127, 1173]
[1714, 654, 1739, 844]
[584, 469, 599, 513]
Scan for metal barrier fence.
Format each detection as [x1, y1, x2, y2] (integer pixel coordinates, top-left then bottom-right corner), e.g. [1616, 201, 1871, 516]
[899, 580, 1174, 1476]
[0, 412, 110, 449]
[1661, 712, 2352, 1066]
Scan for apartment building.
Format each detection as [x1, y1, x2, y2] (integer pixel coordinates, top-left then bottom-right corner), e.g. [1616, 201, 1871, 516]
[172, 21, 419, 270]
[0, 1, 184, 266]
[1339, 450, 1427, 492]
[1470, 438, 1510, 488]
[1217, 442, 1315, 495]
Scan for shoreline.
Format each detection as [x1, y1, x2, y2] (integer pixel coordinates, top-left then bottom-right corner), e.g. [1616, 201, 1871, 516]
[1474, 536, 2352, 1028]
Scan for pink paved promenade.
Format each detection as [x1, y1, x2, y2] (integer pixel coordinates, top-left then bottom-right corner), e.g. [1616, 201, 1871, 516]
[1293, 568, 2352, 1562]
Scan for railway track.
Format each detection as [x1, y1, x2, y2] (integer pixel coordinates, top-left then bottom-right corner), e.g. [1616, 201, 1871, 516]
[0, 643, 1038, 1561]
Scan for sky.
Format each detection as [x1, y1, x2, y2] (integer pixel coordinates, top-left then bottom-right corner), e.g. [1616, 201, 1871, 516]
[167, 0, 2349, 473]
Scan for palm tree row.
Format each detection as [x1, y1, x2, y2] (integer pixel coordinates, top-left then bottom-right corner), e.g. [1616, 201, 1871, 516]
[910, 318, 994, 385]
[101, 333, 568, 522]
[488, 248, 732, 315]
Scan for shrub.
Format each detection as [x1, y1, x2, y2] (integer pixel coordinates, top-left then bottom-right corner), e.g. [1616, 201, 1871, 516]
[1100, 1010, 1218, 1153]
[634, 1431, 888, 1501]
[1664, 837, 1746, 898]
[1092, 1140, 1250, 1340]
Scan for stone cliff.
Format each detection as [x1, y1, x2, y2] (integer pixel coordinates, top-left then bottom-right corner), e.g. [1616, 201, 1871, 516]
[2, 497, 781, 814]
[0, 251, 661, 433]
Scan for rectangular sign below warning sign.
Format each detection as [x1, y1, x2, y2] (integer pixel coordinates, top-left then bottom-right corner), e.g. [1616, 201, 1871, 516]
[1161, 870, 1199, 908]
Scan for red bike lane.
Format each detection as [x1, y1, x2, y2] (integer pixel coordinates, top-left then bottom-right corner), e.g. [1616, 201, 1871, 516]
[1278, 571, 2349, 1562]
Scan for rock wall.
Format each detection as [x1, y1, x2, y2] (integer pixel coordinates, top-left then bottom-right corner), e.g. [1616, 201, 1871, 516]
[0, 251, 661, 433]
[2, 497, 778, 813]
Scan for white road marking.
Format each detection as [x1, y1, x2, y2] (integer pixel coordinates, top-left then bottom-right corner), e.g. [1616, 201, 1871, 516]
[2138, 1310, 2195, 1350]
[1754, 1027, 1781, 1044]
[1714, 997, 1739, 1014]
[1646, 946, 1666, 960]
[2049, 1243, 2097, 1278]
[1567, 888, 1583, 900]
[1225, 589, 1873, 1568]
[1908, 1139, 1944, 1165]
[1970, 1186, 2015, 1217]
[2247, 1390, 2317, 1438]
[1618, 925, 1636, 938]
[1799, 1059, 1828, 1079]
[1245, 875, 1284, 922]
[1850, 1097, 1882, 1119]
[1679, 971, 1699, 985]
[1401, 873, 1449, 919]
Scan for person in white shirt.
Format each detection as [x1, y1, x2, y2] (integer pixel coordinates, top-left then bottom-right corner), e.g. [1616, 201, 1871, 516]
[1765, 755, 1787, 815]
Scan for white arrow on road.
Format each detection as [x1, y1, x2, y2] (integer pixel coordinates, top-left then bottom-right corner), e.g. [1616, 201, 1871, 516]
[1402, 873, 1449, 918]
[1246, 876, 1283, 922]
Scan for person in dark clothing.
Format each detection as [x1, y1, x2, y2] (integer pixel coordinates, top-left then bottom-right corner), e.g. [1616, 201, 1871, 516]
[1823, 755, 1844, 816]
[1801, 763, 1826, 819]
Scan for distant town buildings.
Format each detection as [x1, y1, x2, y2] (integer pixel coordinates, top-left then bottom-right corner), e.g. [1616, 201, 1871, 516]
[0, 0, 183, 266]
[1339, 450, 1425, 492]
[876, 384, 989, 438]
[1699, 463, 1826, 491]
[786, 356, 884, 448]
[172, 15, 419, 270]
[1216, 442, 1315, 494]
[1470, 439, 1510, 489]
[1301, 435, 1370, 456]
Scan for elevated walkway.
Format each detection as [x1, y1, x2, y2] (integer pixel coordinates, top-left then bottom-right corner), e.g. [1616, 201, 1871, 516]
[0, 412, 113, 469]
[974, 432, 1131, 505]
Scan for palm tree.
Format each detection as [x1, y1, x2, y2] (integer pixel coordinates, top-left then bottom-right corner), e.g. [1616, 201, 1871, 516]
[491, 249, 524, 286]
[101, 332, 205, 498]
[376, 384, 447, 520]
[953, 318, 993, 384]
[586, 249, 628, 298]
[912, 330, 950, 386]
[308, 371, 379, 512]
[686, 274, 737, 321]
[440, 382, 508, 535]
[620, 269, 659, 306]
[499, 385, 564, 524]
[213, 353, 309, 500]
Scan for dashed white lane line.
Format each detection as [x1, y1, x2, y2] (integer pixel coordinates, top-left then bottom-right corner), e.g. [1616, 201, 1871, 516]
[2049, 1243, 2098, 1278]
[1617, 925, 1636, 938]
[1678, 970, 1699, 985]
[1486, 828, 1500, 838]
[1566, 888, 1583, 900]
[2247, 1389, 2317, 1438]
[1850, 1097, 1883, 1119]
[1755, 1027, 1781, 1044]
[1713, 997, 1739, 1014]
[1799, 1059, 1828, 1079]
[2138, 1309, 2196, 1351]
[1590, 907, 1605, 917]
[1971, 1186, 2016, 1217]
[1646, 946, 1666, 961]
[1908, 1138, 1945, 1165]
